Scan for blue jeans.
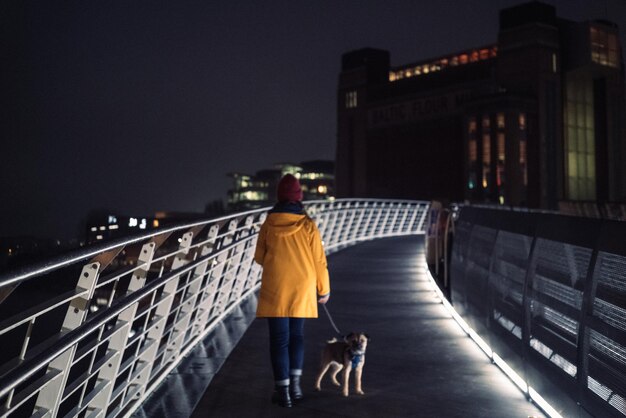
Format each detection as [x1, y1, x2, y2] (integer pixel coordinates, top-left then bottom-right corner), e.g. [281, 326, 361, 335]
[267, 318, 305, 385]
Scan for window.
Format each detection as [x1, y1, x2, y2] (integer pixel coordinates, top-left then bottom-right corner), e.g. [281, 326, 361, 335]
[564, 76, 595, 200]
[482, 134, 491, 188]
[497, 113, 505, 129]
[520, 139, 527, 186]
[519, 113, 526, 131]
[482, 115, 490, 130]
[468, 118, 477, 134]
[590, 26, 620, 68]
[469, 140, 477, 162]
[482, 134, 491, 164]
[497, 133, 505, 188]
[497, 133, 505, 162]
[346, 91, 358, 108]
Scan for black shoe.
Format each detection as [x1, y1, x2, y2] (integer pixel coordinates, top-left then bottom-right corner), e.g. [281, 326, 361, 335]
[289, 375, 303, 401]
[271, 385, 292, 408]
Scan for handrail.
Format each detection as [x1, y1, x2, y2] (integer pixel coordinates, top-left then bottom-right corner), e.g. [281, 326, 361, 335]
[0, 199, 429, 418]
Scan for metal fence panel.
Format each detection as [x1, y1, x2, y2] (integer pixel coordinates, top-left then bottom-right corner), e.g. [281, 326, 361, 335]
[451, 207, 626, 418]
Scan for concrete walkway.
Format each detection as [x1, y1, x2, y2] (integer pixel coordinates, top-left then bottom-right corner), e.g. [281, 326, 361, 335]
[191, 236, 545, 418]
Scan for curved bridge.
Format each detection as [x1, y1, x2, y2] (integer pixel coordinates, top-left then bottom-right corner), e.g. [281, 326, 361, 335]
[1, 200, 624, 418]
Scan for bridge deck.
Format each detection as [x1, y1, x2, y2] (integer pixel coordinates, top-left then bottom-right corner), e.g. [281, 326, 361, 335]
[189, 236, 544, 417]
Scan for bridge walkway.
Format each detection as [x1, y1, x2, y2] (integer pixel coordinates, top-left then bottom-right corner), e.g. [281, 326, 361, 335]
[190, 236, 545, 417]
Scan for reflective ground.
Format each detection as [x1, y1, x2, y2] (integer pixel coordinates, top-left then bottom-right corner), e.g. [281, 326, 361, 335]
[145, 236, 545, 418]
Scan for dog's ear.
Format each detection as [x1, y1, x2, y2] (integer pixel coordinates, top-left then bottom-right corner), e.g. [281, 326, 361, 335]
[344, 332, 356, 342]
[363, 333, 370, 341]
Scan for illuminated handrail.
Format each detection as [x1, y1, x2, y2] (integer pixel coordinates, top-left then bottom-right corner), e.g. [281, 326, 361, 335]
[0, 199, 429, 418]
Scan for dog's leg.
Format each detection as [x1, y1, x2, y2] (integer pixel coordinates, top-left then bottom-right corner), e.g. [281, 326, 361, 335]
[342, 364, 352, 397]
[330, 363, 343, 387]
[314, 363, 331, 391]
[355, 362, 365, 395]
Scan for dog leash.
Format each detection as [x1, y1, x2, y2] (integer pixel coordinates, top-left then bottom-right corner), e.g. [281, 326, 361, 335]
[322, 303, 343, 335]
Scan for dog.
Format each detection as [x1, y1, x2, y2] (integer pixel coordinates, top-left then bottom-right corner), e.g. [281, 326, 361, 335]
[314, 332, 369, 397]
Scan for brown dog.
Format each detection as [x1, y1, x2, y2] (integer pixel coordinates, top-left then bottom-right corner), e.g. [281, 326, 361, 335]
[314, 332, 369, 397]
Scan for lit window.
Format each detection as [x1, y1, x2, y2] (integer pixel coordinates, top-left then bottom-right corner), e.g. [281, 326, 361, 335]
[469, 140, 477, 162]
[590, 26, 620, 68]
[468, 118, 477, 134]
[479, 49, 489, 60]
[520, 139, 527, 186]
[482, 116, 490, 130]
[470, 51, 479, 62]
[497, 113, 505, 129]
[346, 91, 358, 108]
[153, 219, 160, 228]
[482, 133, 491, 189]
[90, 227, 97, 232]
[459, 54, 468, 64]
[389, 73, 396, 82]
[552, 53, 557, 73]
[96, 235, 103, 240]
[317, 185, 328, 194]
[129, 218, 138, 227]
[482, 134, 491, 164]
[519, 113, 526, 130]
[564, 75, 596, 200]
[139, 219, 147, 230]
[109, 225, 119, 230]
[497, 133, 505, 162]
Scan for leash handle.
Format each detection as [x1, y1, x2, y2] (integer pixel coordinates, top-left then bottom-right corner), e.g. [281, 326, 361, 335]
[322, 303, 342, 335]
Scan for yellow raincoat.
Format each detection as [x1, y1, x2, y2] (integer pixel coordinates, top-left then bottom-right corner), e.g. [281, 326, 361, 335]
[254, 212, 330, 318]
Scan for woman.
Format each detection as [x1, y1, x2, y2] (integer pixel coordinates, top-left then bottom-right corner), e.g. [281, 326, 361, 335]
[254, 174, 331, 408]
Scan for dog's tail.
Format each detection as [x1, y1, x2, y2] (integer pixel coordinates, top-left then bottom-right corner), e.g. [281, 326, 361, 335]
[326, 337, 338, 344]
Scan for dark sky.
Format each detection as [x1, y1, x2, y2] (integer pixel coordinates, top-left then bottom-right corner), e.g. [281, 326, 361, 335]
[1, 0, 625, 240]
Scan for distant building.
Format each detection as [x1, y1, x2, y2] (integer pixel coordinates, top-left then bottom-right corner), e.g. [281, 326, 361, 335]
[85, 212, 159, 244]
[85, 210, 220, 244]
[336, 1, 626, 210]
[227, 160, 335, 211]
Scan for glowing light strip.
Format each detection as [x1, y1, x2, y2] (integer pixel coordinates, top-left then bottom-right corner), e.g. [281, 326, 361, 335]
[424, 264, 563, 418]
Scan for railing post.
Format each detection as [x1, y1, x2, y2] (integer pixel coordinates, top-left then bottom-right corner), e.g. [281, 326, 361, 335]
[350, 203, 366, 244]
[575, 227, 602, 406]
[213, 220, 238, 317]
[190, 224, 221, 338]
[89, 241, 156, 416]
[33, 262, 101, 417]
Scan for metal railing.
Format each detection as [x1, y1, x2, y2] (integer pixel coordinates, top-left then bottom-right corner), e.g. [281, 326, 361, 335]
[450, 206, 626, 418]
[0, 199, 429, 418]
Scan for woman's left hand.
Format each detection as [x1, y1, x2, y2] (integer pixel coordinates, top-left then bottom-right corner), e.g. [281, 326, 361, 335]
[318, 294, 330, 304]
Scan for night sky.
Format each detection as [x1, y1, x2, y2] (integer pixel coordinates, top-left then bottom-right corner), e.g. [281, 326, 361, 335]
[2, 0, 625, 240]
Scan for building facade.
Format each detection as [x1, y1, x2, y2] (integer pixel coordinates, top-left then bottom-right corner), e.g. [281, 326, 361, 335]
[336, 1, 626, 209]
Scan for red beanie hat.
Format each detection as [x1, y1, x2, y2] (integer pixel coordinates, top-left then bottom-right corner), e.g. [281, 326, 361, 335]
[277, 174, 303, 202]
